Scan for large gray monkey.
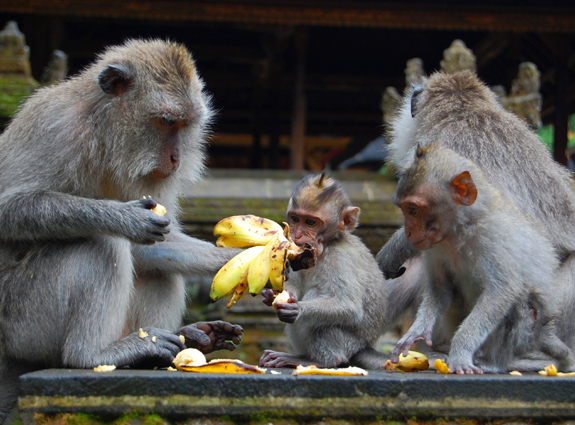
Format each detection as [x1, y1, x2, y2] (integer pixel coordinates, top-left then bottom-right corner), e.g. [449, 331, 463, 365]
[378, 71, 575, 365]
[0, 39, 243, 423]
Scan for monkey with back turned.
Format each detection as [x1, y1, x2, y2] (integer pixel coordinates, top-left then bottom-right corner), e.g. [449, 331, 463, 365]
[0, 39, 244, 423]
[378, 71, 575, 370]
[392, 143, 573, 374]
[259, 173, 391, 370]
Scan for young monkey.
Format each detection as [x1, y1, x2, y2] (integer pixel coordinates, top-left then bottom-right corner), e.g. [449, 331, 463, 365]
[259, 173, 390, 369]
[392, 144, 574, 374]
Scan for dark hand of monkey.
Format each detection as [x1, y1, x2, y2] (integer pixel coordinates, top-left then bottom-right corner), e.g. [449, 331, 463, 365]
[384, 266, 406, 280]
[129, 327, 186, 369]
[178, 321, 243, 354]
[260, 288, 276, 307]
[259, 350, 305, 368]
[120, 198, 170, 245]
[274, 291, 299, 324]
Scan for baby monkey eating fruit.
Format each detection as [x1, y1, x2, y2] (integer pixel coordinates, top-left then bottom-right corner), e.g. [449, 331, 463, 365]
[259, 173, 390, 370]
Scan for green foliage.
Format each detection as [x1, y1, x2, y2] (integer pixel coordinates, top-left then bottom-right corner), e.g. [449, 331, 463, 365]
[537, 114, 575, 152]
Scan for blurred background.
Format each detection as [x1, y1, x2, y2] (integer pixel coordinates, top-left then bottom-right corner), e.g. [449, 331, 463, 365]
[1, 0, 574, 363]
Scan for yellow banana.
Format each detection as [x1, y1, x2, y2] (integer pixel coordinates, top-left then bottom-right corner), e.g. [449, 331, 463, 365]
[384, 351, 429, 372]
[226, 268, 250, 308]
[210, 246, 265, 302]
[214, 215, 283, 247]
[269, 233, 290, 292]
[434, 359, 451, 374]
[248, 238, 273, 294]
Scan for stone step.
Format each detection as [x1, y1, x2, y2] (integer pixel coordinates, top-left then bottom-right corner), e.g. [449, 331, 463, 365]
[18, 368, 575, 423]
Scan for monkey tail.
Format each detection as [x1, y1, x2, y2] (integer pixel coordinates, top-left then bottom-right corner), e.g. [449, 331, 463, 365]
[350, 347, 392, 370]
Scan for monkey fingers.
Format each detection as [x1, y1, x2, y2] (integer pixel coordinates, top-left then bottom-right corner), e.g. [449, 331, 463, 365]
[179, 321, 243, 354]
[391, 331, 431, 363]
[259, 350, 301, 368]
[275, 301, 300, 324]
[260, 289, 276, 306]
[131, 327, 185, 369]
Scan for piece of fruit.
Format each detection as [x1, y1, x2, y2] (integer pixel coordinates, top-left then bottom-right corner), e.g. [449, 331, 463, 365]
[210, 246, 265, 301]
[93, 365, 116, 372]
[173, 348, 207, 368]
[177, 359, 266, 374]
[539, 364, 558, 376]
[272, 290, 291, 309]
[248, 238, 274, 294]
[214, 215, 283, 247]
[434, 359, 451, 374]
[151, 203, 167, 216]
[292, 365, 368, 376]
[509, 370, 522, 376]
[383, 351, 429, 372]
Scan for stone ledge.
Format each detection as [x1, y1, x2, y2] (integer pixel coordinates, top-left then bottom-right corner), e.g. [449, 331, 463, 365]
[18, 368, 575, 422]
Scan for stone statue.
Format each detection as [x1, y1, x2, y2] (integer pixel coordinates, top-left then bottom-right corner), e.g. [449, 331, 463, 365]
[440, 39, 477, 74]
[40, 50, 68, 86]
[497, 62, 542, 129]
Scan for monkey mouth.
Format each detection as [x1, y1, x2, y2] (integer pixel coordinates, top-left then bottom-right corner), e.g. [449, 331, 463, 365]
[149, 169, 176, 179]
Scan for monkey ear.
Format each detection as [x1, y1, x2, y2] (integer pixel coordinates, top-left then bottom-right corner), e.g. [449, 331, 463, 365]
[450, 171, 478, 206]
[98, 64, 132, 96]
[341, 206, 360, 232]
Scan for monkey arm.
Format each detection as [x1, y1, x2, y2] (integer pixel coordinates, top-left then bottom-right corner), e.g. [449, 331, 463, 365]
[376, 227, 418, 279]
[0, 190, 168, 244]
[392, 279, 451, 362]
[448, 283, 517, 374]
[132, 229, 242, 276]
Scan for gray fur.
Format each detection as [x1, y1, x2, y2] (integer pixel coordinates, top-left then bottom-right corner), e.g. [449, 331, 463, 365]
[0, 39, 240, 423]
[377, 71, 575, 367]
[392, 145, 573, 373]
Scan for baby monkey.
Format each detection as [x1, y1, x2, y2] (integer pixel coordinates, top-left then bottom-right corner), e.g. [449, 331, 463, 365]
[392, 144, 574, 374]
[259, 173, 390, 369]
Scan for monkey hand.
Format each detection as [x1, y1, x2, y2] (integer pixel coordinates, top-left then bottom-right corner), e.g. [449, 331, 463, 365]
[178, 321, 243, 354]
[391, 329, 433, 363]
[120, 198, 171, 245]
[272, 291, 299, 324]
[446, 355, 483, 375]
[128, 327, 186, 369]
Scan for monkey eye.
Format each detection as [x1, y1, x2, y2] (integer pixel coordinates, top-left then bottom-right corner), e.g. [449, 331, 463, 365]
[290, 215, 300, 223]
[305, 218, 317, 226]
[408, 206, 418, 216]
[160, 117, 177, 127]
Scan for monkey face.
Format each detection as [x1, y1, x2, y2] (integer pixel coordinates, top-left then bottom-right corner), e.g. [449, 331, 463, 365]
[287, 209, 324, 247]
[398, 186, 447, 251]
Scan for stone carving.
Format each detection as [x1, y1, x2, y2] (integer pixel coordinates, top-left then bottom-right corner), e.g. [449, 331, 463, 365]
[440, 39, 477, 74]
[497, 62, 542, 129]
[40, 50, 68, 86]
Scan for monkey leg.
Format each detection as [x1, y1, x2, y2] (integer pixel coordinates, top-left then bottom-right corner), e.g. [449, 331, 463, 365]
[350, 347, 392, 370]
[0, 360, 20, 425]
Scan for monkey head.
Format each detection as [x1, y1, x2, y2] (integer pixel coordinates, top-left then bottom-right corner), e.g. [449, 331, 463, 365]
[286, 173, 360, 257]
[396, 144, 478, 250]
[89, 39, 212, 201]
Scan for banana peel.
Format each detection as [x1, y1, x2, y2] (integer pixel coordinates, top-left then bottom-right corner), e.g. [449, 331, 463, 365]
[434, 359, 451, 374]
[383, 351, 429, 372]
[538, 364, 575, 376]
[177, 359, 266, 374]
[292, 365, 368, 376]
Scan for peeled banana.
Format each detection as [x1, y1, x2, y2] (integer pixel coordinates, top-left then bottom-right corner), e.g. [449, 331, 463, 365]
[383, 351, 429, 372]
[210, 215, 314, 306]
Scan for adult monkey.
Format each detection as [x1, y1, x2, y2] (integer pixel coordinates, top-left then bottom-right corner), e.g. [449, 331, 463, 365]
[0, 39, 243, 422]
[377, 71, 575, 360]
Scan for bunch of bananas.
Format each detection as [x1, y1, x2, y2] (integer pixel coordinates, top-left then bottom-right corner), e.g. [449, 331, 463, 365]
[210, 215, 308, 307]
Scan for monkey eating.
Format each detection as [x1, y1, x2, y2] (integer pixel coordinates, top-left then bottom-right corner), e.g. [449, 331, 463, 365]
[391, 144, 574, 374]
[0, 39, 244, 423]
[258, 173, 390, 370]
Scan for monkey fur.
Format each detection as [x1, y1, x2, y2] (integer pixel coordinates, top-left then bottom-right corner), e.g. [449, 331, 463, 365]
[392, 144, 573, 374]
[0, 39, 243, 422]
[378, 71, 575, 370]
[259, 174, 390, 370]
